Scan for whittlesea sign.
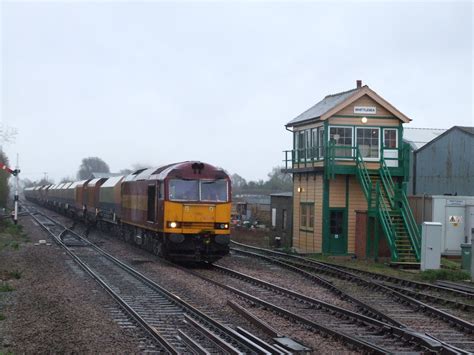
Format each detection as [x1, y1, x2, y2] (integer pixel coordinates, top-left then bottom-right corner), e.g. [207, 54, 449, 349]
[354, 106, 376, 114]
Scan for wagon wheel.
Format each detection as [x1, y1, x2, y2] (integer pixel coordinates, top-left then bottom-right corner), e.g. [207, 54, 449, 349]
[123, 230, 132, 243]
[153, 240, 163, 257]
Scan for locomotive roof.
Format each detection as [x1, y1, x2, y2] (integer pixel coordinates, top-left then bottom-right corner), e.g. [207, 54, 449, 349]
[123, 161, 228, 182]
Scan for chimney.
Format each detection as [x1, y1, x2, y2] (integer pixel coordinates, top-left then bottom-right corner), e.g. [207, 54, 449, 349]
[356, 80, 362, 88]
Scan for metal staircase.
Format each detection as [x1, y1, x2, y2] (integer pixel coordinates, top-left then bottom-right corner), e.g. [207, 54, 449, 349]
[355, 148, 421, 264]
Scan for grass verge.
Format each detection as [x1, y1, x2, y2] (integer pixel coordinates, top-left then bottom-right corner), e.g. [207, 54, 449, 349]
[419, 269, 470, 282]
[0, 283, 14, 292]
[0, 220, 29, 252]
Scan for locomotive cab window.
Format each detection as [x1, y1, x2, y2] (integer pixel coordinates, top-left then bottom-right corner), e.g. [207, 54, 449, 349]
[147, 185, 156, 222]
[169, 179, 199, 201]
[200, 179, 228, 202]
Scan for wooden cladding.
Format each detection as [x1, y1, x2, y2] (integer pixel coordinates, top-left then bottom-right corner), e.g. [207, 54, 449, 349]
[334, 94, 393, 117]
[292, 173, 323, 253]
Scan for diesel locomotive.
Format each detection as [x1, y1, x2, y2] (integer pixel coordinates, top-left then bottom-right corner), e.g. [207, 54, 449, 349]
[24, 161, 232, 262]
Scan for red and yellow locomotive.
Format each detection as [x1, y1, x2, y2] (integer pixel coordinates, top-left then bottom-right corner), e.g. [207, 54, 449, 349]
[24, 161, 232, 263]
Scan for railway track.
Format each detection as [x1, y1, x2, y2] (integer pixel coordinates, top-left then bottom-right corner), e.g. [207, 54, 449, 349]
[25, 206, 281, 354]
[188, 263, 454, 353]
[230, 241, 474, 353]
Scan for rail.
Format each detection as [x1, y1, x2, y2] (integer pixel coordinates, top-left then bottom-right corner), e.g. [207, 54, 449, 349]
[230, 242, 474, 336]
[25, 205, 269, 354]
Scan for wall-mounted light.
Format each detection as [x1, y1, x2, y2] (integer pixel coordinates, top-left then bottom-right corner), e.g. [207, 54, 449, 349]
[361, 116, 368, 124]
[297, 187, 304, 193]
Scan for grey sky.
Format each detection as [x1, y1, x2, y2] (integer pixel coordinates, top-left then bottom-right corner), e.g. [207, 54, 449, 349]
[1, 1, 472, 183]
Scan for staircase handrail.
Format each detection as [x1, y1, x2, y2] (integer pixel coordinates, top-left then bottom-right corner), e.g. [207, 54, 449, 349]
[355, 147, 372, 205]
[380, 157, 421, 262]
[400, 191, 421, 261]
[376, 182, 398, 261]
[379, 158, 396, 208]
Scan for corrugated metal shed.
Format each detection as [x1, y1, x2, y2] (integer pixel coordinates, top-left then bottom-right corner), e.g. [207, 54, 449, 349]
[403, 127, 447, 150]
[414, 126, 474, 195]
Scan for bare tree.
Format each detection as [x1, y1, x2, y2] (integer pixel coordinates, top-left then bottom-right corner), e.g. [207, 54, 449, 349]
[0, 150, 10, 207]
[77, 157, 110, 180]
[119, 168, 133, 175]
[131, 163, 152, 171]
[36, 178, 54, 185]
[266, 166, 292, 191]
[0, 123, 18, 145]
[60, 176, 75, 183]
[230, 173, 247, 194]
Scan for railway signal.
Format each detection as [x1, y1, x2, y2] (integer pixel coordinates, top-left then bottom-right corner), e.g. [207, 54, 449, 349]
[0, 161, 20, 224]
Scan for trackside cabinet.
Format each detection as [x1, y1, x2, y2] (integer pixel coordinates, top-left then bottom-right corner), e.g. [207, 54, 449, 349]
[421, 222, 442, 271]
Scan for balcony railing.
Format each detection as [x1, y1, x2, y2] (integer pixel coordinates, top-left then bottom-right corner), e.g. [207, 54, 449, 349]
[284, 144, 405, 173]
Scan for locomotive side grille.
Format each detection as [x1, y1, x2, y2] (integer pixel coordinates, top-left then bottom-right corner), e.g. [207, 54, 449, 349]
[181, 222, 214, 229]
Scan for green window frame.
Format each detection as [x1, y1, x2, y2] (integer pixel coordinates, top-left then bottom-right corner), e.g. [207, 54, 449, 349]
[329, 126, 353, 158]
[383, 128, 398, 148]
[300, 202, 314, 231]
[356, 127, 380, 160]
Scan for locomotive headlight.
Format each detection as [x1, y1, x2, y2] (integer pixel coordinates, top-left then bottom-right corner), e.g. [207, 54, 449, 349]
[169, 221, 178, 228]
[215, 223, 229, 230]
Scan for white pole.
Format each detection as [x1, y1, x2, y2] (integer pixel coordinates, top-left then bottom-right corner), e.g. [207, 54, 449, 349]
[13, 153, 19, 225]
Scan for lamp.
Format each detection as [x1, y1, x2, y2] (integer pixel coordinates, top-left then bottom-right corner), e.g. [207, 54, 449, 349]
[361, 117, 368, 124]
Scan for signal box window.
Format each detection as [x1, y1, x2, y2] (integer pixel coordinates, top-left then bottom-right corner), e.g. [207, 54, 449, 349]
[329, 127, 353, 157]
[383, 129, 398, 148]
[356, 127, 380, 159]
[300, 203, 314, 231]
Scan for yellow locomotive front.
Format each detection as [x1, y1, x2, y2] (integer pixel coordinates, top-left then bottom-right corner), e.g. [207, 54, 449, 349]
[162, 163, 232, 262]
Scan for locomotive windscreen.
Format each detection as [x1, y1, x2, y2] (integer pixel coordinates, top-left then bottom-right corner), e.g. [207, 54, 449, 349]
[169, 179, 199, 201]
[168, 179, 228, 202]
[200, 180, 227, 202]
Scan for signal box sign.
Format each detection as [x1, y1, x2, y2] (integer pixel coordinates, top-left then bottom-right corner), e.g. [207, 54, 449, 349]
[354, 106, 376, 114]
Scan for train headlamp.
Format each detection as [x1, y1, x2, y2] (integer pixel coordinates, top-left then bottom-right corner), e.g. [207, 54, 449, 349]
[168, 221, 178, 228]
[214, 223, 229, 230]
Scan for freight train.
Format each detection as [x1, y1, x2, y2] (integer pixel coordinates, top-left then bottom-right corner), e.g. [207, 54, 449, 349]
[24, 161, 232, 263]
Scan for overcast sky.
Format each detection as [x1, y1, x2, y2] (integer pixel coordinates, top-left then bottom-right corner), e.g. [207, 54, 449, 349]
[1, 1, 473, 183]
